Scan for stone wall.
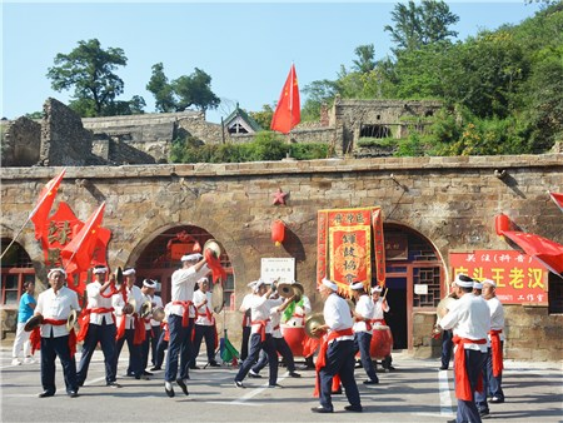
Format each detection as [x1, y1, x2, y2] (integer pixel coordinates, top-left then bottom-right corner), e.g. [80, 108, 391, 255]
[1, 117, 41, 166]
[1, 154, 562, 360]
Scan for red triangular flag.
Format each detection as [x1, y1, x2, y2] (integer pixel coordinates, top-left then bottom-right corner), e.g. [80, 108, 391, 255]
[549, 192, 563, 213]
[30, 169, 66, 240]
[60, 203, 106, 273]
[270, 64, 300, 134]
[503, 230, 563, 275]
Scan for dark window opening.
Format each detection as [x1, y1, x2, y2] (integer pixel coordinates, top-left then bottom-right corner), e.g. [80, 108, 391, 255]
[548, 273, 563, 314]
[360, 124, 390, 139]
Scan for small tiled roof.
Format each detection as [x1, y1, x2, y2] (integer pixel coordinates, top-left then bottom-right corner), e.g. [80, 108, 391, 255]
[223, 103, 262, 132]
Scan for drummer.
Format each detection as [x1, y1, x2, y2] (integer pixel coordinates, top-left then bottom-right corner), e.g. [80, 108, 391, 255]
[371, 286, 393, 371]
[34, 268, 81, 398]
[191, 277, 220, 368]
[351, 282, 378, 385]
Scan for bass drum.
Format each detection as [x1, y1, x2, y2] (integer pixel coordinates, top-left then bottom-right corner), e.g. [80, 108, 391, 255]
[370, 325, 393, 359]
[282, 326, 306, 357]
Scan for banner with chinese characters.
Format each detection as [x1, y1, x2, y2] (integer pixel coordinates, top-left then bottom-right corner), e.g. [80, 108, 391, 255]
[449, 250, 548, 305]
[317, 207, 385, 294]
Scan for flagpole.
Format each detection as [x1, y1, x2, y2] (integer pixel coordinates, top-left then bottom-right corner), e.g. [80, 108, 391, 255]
[63, 202, 106, 272]
[0, 220, 32, 261]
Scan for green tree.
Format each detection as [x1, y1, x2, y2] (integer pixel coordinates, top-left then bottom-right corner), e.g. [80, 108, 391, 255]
[384, 0, 459, 53]
[249, 104, 274, 130]
[172, 68, 220, 112]
[352, 44, 377, 73]
[46, 39, 142, 117]
[146, 63, 176, 113]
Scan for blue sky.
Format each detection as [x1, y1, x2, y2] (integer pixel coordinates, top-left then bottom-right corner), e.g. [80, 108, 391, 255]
[1, 1, 543, 123]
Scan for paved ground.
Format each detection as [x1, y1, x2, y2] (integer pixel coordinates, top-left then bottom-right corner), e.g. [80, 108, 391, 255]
[1, 343, 562, 423]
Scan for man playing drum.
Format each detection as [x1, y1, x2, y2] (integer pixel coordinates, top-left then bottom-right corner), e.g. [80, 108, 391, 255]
[351, 282, 378, 385]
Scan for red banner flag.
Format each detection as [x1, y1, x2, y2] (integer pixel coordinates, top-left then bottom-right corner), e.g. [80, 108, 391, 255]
[270, 64, 300, 134]
[549, 192, 563, 213]
[503, 230, 563, 275]
[30, 168, 66, 240]
[61, 202, 106, 273]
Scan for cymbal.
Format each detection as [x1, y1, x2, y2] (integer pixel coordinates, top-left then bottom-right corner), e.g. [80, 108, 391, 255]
[152, 307, 165, 322]
[66, 309, 78, 331]
[304, 313, 325, 339]
[204, 239, 222, 258]
[212, 283, 224, 314]
[24, 315, 43, 332]
[278, 282, 294, 298]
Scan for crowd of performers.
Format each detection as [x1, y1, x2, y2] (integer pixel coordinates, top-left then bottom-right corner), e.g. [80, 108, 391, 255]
[12, 253, 505, 421]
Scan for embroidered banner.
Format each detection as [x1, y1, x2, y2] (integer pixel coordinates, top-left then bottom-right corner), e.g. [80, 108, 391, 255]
[317, 207, 385, 294]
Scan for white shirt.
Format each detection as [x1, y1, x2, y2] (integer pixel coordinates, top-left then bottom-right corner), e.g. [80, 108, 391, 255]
[353, 294, 374, 333]
[440, 292, 491, 352]
[248, 294, 273, 334]
[36, 286, 80, 338]
[372, 297, 390, 321]
[267, 297, 284, 338]
[170, 265, 210, 317]
[240, 293, 254, 327]
[112, 285, 144, 330]
[85, 281, 114, 325]
[324, 293, 354, 341]
[194, 290, 214, 326]
[487, 296, 505, 341]
[281, 295, 312, 328]
[149, 294, 164, 327]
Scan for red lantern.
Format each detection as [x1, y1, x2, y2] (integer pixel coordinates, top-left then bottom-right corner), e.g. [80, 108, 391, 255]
[495, 213, 510, 236]
[272, 219, 286, 247]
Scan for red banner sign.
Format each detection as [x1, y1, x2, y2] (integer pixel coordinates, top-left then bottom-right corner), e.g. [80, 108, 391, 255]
[449, 250, 548, 305]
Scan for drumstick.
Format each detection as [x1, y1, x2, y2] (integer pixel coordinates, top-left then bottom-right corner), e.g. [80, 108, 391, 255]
[382, 287, 389, 300]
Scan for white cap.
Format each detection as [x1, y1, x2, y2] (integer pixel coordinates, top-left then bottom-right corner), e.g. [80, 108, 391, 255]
[143, 279, 157, 288]
[181, 253, 203, 262]
[372, 285, 383, 293]
[48, 268, 66, 278]
[322, 278, 338, 291]
[247, 279, 265, 292]
[198, 277, 209, 285]
[350, 282, 365, 290]
[473, 281, 483, 290]
[93, 266, 108, 274]
[454, 274, 474, 288]
[482, 279, 496, 288]
[123, 268, 136, 276]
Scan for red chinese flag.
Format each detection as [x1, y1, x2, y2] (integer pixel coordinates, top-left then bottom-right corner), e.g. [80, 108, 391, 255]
[270, 64, 300, 134]
[503, 230, 563, 275]
[61, 203, 106, 273]
[30, 168, 66, 240]
[549, 192, 563, 213]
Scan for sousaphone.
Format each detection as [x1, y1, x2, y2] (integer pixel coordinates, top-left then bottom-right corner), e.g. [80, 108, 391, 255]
[204, 239, 222, 258]
[304, 313, 326, 339]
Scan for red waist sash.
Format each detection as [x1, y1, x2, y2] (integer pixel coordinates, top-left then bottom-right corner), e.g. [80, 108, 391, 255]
[314, 328, 354, 397]
[41, 318, 77, 358]
[251, 319, 270, 342]
[77, 307, 115, 342]
[172, 300, 194, 328]
[453, 336, 487, 401]
[489, 329, 503, 377]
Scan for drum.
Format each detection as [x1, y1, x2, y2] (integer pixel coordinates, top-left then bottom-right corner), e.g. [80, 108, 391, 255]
[282, 326, 306, 357]
[370, 325, 393, 359]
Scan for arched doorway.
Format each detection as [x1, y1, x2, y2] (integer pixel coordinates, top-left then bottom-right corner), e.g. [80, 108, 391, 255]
[383, 224, 445, 351]
[1, 239, 35, 307]
[135, 226, 234, 307]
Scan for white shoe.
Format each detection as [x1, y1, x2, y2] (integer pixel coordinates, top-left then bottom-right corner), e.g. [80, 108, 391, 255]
[24, 357, 36, 364]
[11, 358, 22, 366]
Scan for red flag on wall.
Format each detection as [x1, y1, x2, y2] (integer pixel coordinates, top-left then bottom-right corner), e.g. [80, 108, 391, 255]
[61, 202, 106, 273]
[503, 230, 563, 275]
[549, 192, 563, 213]
[270, 64, 300, 134]
[30, 168, 66, 240]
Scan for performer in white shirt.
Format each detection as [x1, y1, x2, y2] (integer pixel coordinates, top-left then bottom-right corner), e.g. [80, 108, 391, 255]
[191, 277, 220, 368]
[112, 267, 145, 380]
[351, 282, 378, 385]
[311, 278, 362, 414]
[164, 253, 209, 398]
[77, 265, 120, 388]
[475, 279, 506, 416]
[439, 274, 490, 423]
[234, 279, 278, 388]
[371, 285, 393, 370]
[238, 286, 254, 363]
[139, 279, 158, 376]
[281, 292, 315, 369]
[250, 289, 301, 378]
[148, 283, 164, 371]
[34, 268, 81, 398]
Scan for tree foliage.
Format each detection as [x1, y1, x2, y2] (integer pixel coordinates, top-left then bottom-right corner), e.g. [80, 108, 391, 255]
[46, 39, 144, 117]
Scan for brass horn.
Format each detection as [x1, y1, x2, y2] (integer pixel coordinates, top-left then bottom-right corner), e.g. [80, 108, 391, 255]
[204, 239, 222, 258]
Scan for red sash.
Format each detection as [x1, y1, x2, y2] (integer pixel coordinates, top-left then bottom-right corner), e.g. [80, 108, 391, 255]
[453, 336, 487, 401]
[115, 291, 129, 341]
[77, 307, 115, 342]
[172, 300, 193, 328]
[251, 320, 269, 342]
[133, 316, 146, 345]
[30, 327, 41, 354]
[303, 336, 320, 358]
[162, 322, 170, 342]
[313, 328, 354, 397]
[489, 329, 504, 377]
[42, 318, 77, 358]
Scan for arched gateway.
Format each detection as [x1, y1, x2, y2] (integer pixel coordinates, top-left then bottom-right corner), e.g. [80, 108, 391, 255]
[133, 226, 235, 308]
[383, 224, 445, 351]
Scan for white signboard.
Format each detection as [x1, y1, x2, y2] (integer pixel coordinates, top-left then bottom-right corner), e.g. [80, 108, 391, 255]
[414, 284, 428, 295]
[261, 258, 295, 283]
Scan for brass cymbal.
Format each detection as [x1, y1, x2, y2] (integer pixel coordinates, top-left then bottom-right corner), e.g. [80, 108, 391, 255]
[204, 239, 222, 258]
[24, 315, 43, 332]
[66, 309, 78, 331]
[277, 282, 294, 298]
[304, 313, 326, 339]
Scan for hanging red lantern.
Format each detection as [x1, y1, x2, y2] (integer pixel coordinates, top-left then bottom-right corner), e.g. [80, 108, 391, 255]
[495, 213, 511, 236]
[271, 219, 286, 247]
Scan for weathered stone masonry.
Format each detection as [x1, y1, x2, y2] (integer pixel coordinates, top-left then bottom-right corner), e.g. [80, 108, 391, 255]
[1, 155, 562, 360]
